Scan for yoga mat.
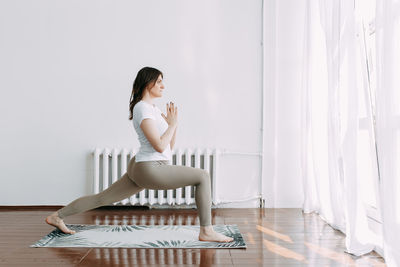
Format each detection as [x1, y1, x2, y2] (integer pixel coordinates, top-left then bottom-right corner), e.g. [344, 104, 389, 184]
[30, 224, 246, 249]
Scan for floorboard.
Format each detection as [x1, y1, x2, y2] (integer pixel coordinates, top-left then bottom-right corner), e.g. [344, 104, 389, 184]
[0, 207, 386, 266]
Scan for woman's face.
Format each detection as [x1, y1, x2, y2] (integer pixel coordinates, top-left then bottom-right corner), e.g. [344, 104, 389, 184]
[147, 75, 164, 98]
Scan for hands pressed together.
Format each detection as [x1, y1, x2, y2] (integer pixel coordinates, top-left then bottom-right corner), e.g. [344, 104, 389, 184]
[161, 101, 178, 127]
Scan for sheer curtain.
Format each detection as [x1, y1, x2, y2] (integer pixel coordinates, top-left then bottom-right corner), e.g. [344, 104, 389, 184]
[375, 0, 400, 265]
[301, 0, 376, 258]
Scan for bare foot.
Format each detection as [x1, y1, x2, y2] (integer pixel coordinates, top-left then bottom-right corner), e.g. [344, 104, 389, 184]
[198, 226, 234, 242]
[45, 212, 76, 234]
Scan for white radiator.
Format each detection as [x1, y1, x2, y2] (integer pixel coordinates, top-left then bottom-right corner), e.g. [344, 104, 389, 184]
[93, 148, 219, 207]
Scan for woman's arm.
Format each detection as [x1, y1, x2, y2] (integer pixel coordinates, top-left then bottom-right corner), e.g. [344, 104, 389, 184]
[140, 102, 178, 153]
[140, 120, 177, 153]
[170, 126, 177, 150]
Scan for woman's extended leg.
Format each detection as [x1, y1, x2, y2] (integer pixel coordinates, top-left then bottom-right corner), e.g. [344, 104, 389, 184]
[45, 170, 144, 234]
[129, 161, 233, 242]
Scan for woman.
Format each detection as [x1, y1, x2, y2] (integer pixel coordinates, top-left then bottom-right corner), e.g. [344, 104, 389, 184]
[45, 67, 234, 242]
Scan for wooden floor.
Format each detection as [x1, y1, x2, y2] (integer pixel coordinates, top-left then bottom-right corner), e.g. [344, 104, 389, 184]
[0, 207, 386, 266]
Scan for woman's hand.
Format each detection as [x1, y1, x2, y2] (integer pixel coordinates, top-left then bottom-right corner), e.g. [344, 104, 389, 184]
[161, 101, 178, 127]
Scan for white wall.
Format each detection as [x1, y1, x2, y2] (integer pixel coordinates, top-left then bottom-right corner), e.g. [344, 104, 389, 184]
[274, 0, 306, 207]
[0, 0, 307, 208]
[0, 0, 264, 207]
[262, 0, 306, 207]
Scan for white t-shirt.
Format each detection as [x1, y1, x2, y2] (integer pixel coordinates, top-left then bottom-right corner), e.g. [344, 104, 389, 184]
[132, 100, 172, 163]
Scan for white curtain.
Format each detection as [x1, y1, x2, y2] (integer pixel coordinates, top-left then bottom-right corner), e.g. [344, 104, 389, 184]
[375, 0, 400, 265]
[301, 0, 377, 258]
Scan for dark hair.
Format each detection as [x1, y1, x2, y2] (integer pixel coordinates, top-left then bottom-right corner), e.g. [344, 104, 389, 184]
[128, 67, 163, 120]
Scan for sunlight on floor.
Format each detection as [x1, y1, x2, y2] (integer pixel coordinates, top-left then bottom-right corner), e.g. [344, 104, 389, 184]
[256, 224, 294, 243]
[263, 239, 307, 263]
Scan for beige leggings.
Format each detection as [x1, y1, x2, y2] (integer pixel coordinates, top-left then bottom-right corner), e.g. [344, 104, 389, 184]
[57, 156, 212, 226]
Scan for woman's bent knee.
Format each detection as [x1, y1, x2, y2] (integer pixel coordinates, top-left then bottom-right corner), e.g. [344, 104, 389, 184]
[198, 170, 211, 184]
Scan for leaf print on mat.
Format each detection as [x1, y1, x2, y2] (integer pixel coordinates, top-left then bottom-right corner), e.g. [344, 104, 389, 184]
[30, 224, 246, 248]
